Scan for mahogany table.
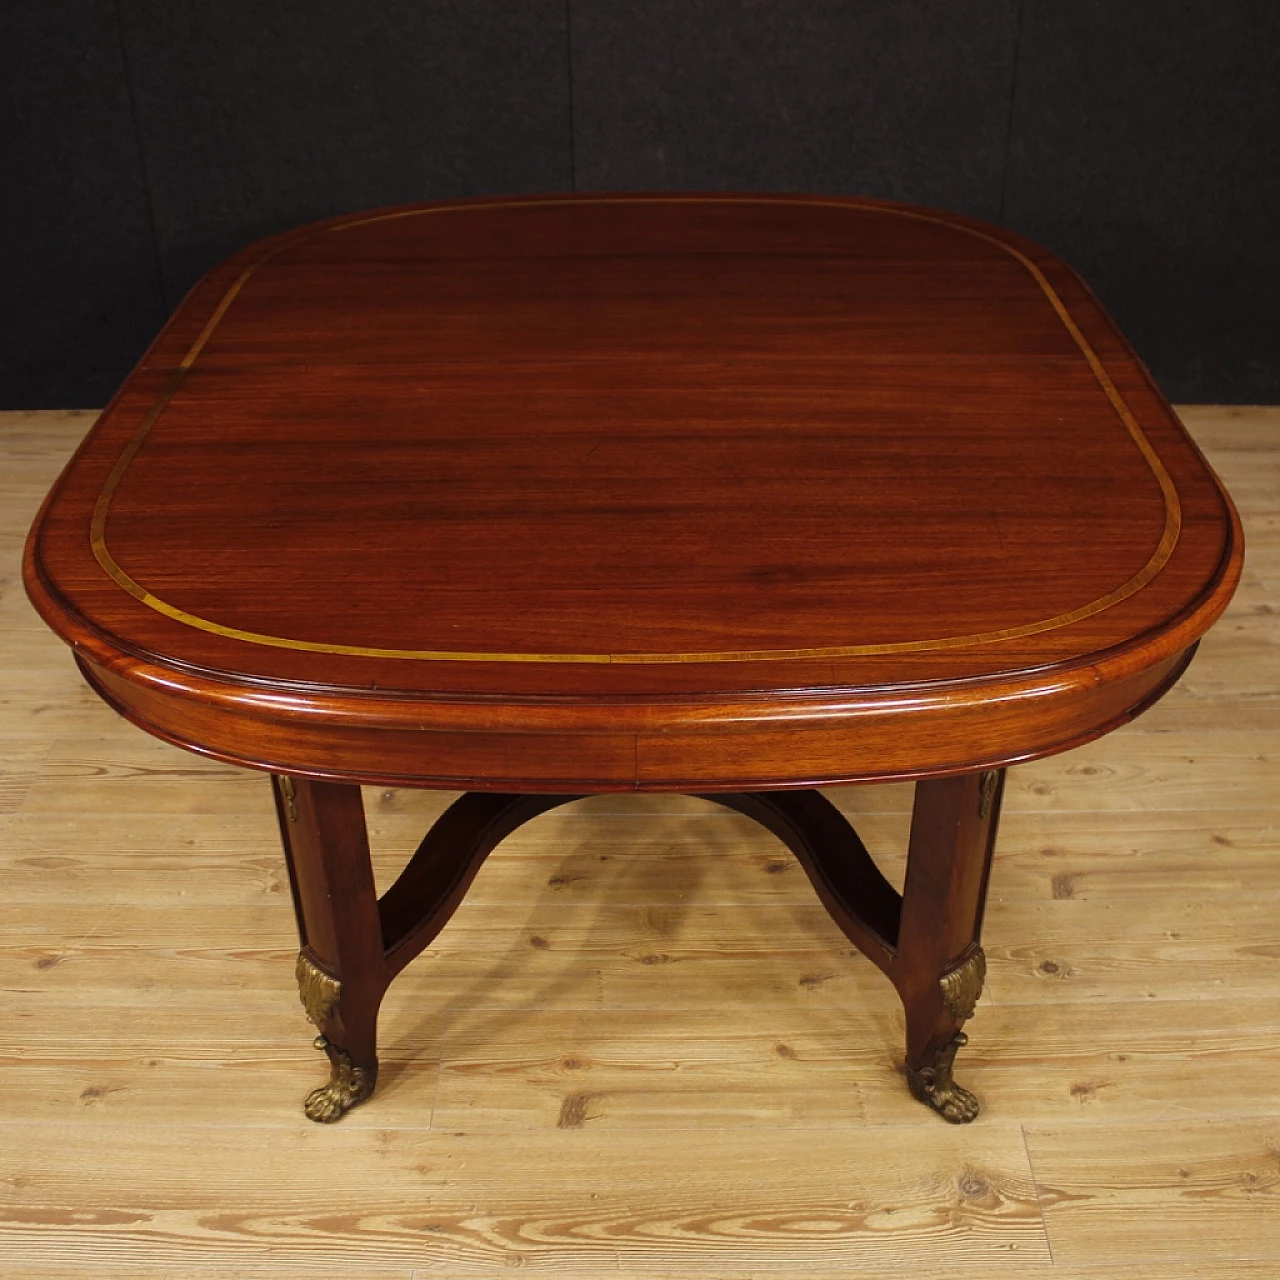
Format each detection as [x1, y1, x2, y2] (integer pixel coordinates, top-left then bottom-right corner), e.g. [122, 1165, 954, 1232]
[25, 194, 1241, 1124]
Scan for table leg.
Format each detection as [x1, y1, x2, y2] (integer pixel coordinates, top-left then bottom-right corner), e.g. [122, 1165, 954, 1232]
[891, 769, 1003, 1123]
[272, 786, 579, 1122]
[272, 775, 386, 1122]
[264, 776, 1003, 1126]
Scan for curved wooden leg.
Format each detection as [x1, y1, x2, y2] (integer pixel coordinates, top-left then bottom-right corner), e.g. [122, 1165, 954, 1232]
[273, 782, 582, 1122]
[270, 778, 1002, 1124]
[892, 769, 1003, 1123]
[376, 792, 581, 977]
[273, 775, 385, 1123]
[712, 782, 1001, 1122]
[700, 790, 901, 971]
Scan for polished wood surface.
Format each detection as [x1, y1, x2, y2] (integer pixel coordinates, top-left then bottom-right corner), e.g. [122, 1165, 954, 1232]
[2, 407, 1277, 1276]
[24, 194, 1241, 790]
[18, 197, 1244, 1128]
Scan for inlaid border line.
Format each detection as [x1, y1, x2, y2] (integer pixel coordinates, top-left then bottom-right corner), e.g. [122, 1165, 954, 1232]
[89, 195, 1181, 666]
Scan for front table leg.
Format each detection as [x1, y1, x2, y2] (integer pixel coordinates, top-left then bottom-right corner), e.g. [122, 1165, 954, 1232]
[261, 773, 1004, 1125]
[892, 770, 1003, 1123]
[272, 775, 387, 1122]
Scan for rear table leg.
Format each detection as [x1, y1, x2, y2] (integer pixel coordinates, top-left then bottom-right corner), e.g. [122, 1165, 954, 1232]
[892, 769, 1004, 1123]
[272, 775, 386, 1123]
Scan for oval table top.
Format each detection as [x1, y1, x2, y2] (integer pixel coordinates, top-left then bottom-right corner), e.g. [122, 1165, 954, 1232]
[25, 194, 1242, 790]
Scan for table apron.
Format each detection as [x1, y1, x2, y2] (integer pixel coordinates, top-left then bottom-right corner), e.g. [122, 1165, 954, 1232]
[77, 647, 1193, 790]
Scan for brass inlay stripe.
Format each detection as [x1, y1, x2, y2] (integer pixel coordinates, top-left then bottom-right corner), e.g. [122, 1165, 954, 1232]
[89, 196, 1182, 665]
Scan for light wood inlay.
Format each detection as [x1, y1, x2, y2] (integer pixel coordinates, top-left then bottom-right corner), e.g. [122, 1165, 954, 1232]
[83, 196, 1184, 665]
[23, 195, 1240, 788]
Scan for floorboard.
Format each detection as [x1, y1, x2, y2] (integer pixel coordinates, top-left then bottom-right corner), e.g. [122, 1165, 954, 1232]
[1, 406, 1276, 1277]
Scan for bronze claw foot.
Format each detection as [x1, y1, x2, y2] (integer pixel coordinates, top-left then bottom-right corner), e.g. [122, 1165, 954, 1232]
[906, 1031, 980, 1124]
[304, 1036, 377, 1123]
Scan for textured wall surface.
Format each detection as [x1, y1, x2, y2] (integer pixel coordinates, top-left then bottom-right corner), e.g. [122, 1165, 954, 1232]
[1000, 1, 1280, 403]
[3, 0, 1277, 406]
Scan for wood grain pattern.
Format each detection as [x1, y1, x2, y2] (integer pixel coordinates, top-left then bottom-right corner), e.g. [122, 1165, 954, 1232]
[24, 195, 1240, 789]
[22, 262, 1230, 1133]
[1025, 1120, 1280, 1265]
[1, 408, 1274, 1275]
[0, 1124, 1050, 1274]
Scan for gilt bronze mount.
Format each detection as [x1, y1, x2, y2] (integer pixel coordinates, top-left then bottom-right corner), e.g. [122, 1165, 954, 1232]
[305, 1036, 377, 1123]
[906, 1032, 981, 1125]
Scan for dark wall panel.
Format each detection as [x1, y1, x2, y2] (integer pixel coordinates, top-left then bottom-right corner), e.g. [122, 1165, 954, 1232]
[3, 2, 1276, 408]
[570, 0, 1021, 220]
[1002, 0, 1280, 403]
[118, 0, 571, 305]
[0, 3, 165, 408]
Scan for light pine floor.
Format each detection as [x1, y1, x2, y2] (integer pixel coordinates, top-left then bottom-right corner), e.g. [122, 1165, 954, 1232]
[1, 407, 1277, 1278]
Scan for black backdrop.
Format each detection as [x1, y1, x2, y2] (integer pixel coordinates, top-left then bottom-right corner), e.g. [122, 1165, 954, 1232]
[3, 0, 1277, 408]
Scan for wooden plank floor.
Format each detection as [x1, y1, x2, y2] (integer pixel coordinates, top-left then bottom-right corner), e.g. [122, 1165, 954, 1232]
[1, 407, 1277, 1278]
